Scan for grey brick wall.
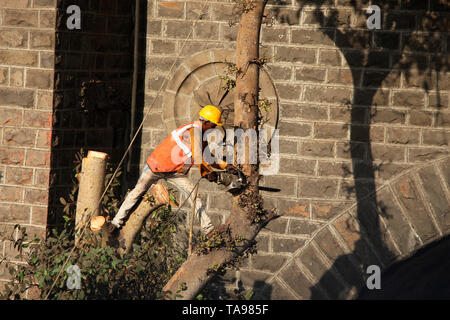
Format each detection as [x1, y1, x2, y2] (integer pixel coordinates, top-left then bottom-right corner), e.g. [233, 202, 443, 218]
[0, 0, 135, 297]
[141, 0, 449, 299]
[0, 0, 57, 293]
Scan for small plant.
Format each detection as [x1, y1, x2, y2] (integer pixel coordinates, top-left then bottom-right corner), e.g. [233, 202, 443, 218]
[0, 151, 187, 300]
[206, 263, 227, 276]
[258, 98, 272, 114]
[219, 63, 240, 92]
[219, 75, 236, 92]
[195, 230, 228, 255]
[238, 190, 269, 224]
[239, 289, 254, 300]
[258, 98, 272, 126]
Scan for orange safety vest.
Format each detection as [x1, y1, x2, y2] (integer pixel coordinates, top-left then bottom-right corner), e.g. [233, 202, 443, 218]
[147, 122, 205, 174]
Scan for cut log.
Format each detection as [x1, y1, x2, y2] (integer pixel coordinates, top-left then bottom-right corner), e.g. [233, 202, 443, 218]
[75, 151, 108, 244]
[116, 183, 172, 255]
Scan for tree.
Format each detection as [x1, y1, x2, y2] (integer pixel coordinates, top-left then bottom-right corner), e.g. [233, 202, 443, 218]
[162, 0, 277, 299]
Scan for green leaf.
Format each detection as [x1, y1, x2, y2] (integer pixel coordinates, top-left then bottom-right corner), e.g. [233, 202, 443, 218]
[245, 290, 254, 300]
[111, 260, 121, 268]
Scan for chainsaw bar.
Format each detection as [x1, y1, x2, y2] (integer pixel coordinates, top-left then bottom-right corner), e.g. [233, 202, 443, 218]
[258, 186, 281, 192]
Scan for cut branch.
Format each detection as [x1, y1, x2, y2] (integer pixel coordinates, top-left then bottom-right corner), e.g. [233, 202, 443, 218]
[90, 183, 172, 255]
[116, 183, 172, 255]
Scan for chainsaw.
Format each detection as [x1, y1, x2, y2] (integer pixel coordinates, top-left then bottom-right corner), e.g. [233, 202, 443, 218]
[217, 170, 281, 194]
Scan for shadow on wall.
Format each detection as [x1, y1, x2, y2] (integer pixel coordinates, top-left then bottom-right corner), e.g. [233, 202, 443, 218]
[269, 0, 449, 299]
[359, 234, 450, 299]
[48, 0, 141, 229]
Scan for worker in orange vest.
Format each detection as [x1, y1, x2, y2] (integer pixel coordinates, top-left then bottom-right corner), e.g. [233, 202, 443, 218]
[108, 105, 232, 235]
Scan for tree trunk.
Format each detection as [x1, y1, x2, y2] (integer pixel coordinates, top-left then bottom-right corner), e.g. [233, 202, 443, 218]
[75, 151, 108, 244]
[163, 0, 274, 300]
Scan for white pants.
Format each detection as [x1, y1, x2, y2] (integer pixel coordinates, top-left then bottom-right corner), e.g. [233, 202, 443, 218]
[112, 165, 214, 234]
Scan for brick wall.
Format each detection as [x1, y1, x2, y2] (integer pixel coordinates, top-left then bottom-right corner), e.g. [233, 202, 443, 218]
[142, 0, 449, 299]
[0, 0, 135, 292]
[0, 0, 57, 287]
[49, 0, 135, 225]
[0, 0, 447, 300]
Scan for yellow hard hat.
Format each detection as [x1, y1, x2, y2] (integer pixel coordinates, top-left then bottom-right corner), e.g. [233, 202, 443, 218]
[198, 105, 223, 126]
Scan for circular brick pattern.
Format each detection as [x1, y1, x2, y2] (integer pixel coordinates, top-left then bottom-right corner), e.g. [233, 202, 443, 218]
[162, 49, 279, 132]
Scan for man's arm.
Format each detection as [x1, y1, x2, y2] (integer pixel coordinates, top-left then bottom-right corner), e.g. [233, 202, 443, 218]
[189, 127, 227, 175]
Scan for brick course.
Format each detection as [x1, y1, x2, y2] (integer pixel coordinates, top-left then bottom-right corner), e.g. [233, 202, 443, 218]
[0, 1, 56, 287]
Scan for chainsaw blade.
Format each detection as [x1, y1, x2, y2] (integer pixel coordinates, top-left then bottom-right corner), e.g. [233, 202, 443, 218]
[258, 186, 281, 192]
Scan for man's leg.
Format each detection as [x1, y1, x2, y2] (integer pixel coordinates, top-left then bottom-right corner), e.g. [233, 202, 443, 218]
[111, 165, 159, 228]
[166, 175, 214, 234]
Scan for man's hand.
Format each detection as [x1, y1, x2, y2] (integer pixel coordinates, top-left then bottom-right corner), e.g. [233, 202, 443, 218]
[205, 171, 218, 182]
[105, 222, 118, 234]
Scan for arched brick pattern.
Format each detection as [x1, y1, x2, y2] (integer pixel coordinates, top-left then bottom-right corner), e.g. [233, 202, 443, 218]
[257, 154, 450, 299]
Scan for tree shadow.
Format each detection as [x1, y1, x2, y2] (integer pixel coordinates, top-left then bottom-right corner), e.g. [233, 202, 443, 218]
[359, 234, 450, 299]
[269, 0, 449, 299]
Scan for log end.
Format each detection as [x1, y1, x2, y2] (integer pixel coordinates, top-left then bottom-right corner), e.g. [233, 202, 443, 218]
[150, 183, 170, 205]
[87, 150, 109, 160]
[90, 215, 106, 231]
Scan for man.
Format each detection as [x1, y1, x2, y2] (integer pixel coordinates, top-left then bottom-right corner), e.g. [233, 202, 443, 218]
[108, 105, 231, 235]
